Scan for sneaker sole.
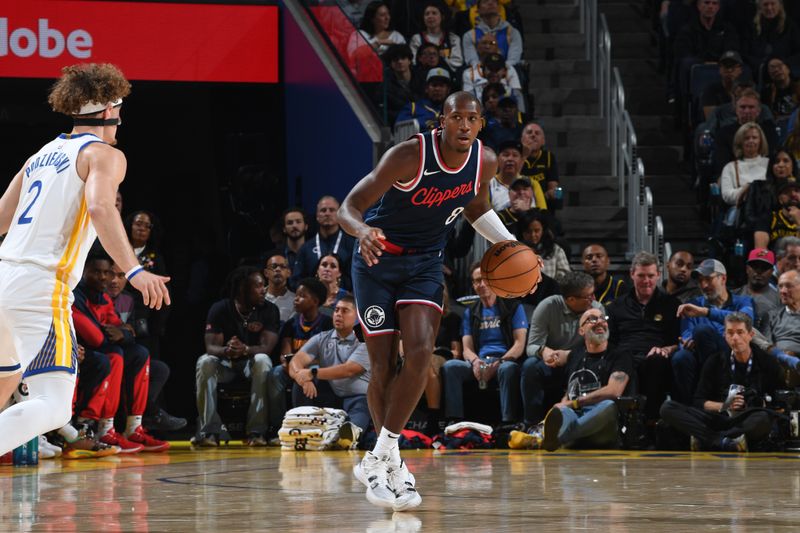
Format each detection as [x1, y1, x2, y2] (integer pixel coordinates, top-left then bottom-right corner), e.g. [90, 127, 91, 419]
[140, 444, 170, 452]
[542, 407, 563, 452]
[393, 491, 422, 512]
[366, 487, 397, 509]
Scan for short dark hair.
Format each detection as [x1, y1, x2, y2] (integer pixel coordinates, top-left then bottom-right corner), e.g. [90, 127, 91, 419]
[481, 82, 505, 105]
[724, 312, 753, 332]
[282, 207, 307, 226]
[224, 265, 263, 300]
[559, 272, 594, 298]
[337, 294, 356, 307]
[298, 277, 328, 306]
[86, 242, 111, 265]
[384, 44, 413, 64]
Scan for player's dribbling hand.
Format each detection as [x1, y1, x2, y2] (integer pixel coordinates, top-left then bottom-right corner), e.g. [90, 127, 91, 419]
[357, 226, 387, 266]
[129, 271, 171, 310]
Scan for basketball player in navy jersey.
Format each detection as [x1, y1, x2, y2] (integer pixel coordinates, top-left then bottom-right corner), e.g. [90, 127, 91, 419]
[340, 91, 528, 511]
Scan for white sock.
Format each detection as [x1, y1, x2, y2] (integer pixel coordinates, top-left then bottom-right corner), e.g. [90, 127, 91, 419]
[58, 423, 80, 443]
[0, 373, 74, 455]
[372, 427, 400, 466]
[98, 418, 114, 438]
[125, 415, 142, 436]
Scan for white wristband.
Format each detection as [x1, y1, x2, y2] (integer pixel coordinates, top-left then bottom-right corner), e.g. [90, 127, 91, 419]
[471, 210, 515, 244]
[125, 265, 144, 281]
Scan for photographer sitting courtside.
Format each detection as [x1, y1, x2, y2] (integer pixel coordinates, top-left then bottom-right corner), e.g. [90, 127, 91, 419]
[660, 312, 784, 452]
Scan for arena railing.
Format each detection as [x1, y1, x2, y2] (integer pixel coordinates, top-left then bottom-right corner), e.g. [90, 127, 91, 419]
[582, 0, 670, 261]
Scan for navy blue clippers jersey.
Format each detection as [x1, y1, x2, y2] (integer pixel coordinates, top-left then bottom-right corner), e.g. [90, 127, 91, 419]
[364, 128, 483, 251]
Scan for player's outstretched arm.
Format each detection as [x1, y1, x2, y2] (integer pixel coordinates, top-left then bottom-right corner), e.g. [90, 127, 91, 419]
[81, 144, 170, 309]
[338, 139, 421, 266]
[463, 145, 515, 244]
[0, 163, 27, 235]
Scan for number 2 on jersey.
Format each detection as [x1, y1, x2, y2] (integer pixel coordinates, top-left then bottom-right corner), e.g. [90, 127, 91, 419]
[17, 180, 43, 225]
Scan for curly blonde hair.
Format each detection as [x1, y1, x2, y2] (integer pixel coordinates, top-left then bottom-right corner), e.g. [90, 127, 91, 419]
[48, 63, 131, 116]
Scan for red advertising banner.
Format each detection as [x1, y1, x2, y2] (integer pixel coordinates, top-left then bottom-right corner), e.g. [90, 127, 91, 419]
[0, 1, 279, 83]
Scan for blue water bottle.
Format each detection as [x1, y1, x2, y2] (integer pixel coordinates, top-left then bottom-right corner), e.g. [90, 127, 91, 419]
[553, 186, 564, 209]
[734, 239, 745, 257]
[12, 436, 38, 466]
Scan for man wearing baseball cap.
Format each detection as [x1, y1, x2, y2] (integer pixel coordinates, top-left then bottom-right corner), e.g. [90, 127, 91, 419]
[394, 67, 453, 130]
[488, 139, 546, 213]
[733, 249, 779, 331]
[671, 259, 755, 404]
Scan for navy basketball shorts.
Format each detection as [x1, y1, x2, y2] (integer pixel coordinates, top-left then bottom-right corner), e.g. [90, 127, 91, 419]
[351, 249, 444, 336]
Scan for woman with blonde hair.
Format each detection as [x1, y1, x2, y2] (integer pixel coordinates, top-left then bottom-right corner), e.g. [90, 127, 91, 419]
[720, 122, 770, 207]
[744, 0, 800, 71]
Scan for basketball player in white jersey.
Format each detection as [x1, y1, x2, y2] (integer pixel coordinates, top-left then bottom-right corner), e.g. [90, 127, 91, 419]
[0, 63, 170, 455]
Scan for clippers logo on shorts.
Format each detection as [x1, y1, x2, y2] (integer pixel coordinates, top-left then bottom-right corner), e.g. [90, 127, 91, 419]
[364, 306, 386, 328]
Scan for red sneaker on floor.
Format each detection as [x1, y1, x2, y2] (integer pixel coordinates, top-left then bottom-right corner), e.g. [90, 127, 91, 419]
[127, 426, 170, 452]
[100, 428, 144, 454]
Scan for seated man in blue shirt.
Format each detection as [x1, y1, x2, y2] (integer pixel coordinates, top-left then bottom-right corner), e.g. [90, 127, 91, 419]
[288, 295, 371, 437]
[441, 262, 528, 425]
[672, 259, 754, 404]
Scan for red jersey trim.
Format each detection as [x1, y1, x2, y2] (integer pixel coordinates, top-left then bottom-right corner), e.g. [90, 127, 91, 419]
[394, 133, 426, 192]
[431, 128, 474, 174]
[474, 139, 483, 195]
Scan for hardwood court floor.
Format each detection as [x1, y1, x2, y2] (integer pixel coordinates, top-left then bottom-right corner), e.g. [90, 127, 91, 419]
[2, 443, 800, 532]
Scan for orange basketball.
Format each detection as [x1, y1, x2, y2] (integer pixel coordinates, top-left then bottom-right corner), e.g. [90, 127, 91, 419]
[480, 240, 542, 298]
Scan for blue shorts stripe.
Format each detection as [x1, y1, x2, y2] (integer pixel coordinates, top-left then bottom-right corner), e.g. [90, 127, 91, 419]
[0, 364, 21, 372]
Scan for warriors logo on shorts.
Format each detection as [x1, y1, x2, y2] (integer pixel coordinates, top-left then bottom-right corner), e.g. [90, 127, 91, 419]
[364, 306, 386, 328]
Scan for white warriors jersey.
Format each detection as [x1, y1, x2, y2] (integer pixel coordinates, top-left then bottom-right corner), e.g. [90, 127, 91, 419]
[0, 133, 101, 290]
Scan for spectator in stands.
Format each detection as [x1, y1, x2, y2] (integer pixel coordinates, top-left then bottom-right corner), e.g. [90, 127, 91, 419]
[292, 196, 356, 289]
[747, 149, 800, 248]
[520, 272, 603, 426]
[607, 252, 681, 421]
[263, 252, 295, 325]
[539, 308, 632, 451]
[519, 209, 570, 279]
[383, 44, 421, 126]
[441, 262, 527, 425]
[488, 140, 547, 212]
[763, 269, 800, 368]
[269, 278, 335, 429]
[315, 253, 349, 314]
[280, 207, 308, 274]
[412, 42, 457, 95]
[73, 252, 168, 452]
[124, 210, 169, 360]
[705, 79, 775, 134]
[194, 266, 280, 447]
[776, 235, 800, 274]
[671, 0, 739, 104]
[743, 0, 800, 73]
[520, 122, 560, 203]
[337, 0, 370, 27]
[671, 259, 755, 405]
[348, 0, 406, 58]
[660, 312, 783, 452]
[661, 250, 702, 302]
[395, 67, 453, 130]
[713, 89, 778, 178]
[701, 51, 746, 121]
[107, 263, 186, 432]
[497, 181, 547, 237]
[734, 249, 780, 330]
[451, 0, 518, 36]
[719, 122, 770, 207]
[288, 295, 371, 434]
[762, 56, 800, 122]
[482, 94, 525, 151]
[582, 244, 627, 305]
[480, 81, 504, 130]
[463, 51, 525, 113]
[462, 0, 523, 67]
[409, 2, 464, 70]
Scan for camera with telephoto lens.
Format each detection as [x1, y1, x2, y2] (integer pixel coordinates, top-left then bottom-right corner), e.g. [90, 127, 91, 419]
[764, 390, 800, 451]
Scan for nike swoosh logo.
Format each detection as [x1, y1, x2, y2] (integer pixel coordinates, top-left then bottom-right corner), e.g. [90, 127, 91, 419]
[423, 169, 441, 176]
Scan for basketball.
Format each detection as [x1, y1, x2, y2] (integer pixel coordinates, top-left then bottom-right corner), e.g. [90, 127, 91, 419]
[480, 240, 542, 298]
